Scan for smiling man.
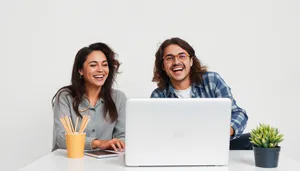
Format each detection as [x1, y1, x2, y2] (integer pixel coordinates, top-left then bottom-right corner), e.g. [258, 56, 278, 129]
[150, 37, 252, 150]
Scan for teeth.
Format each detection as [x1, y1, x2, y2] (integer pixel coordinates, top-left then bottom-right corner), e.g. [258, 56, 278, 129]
[94, 75, 104, 78]
[173, 68, 183, 71]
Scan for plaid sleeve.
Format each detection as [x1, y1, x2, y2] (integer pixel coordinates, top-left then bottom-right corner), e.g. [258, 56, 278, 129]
[213, 73, 248, 140]
[150, 88, 165, 98]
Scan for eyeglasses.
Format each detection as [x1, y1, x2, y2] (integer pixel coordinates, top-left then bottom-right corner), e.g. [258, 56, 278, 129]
[163, 53, 190, 63]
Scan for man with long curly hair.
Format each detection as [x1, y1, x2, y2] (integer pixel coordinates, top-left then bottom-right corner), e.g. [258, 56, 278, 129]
[151, 37, 252, 150]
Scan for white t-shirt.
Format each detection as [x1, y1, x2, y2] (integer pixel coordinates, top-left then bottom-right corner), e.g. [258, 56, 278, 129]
[174, 86, 192, 98]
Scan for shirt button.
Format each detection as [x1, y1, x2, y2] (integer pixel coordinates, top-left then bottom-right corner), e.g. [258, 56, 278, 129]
[92, 129, 95, 132]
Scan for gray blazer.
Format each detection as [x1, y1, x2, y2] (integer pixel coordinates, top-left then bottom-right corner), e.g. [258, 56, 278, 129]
[52, 89, 127, 151]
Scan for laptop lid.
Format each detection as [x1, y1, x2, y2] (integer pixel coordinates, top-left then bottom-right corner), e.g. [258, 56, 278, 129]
[125, 98, 232, 166]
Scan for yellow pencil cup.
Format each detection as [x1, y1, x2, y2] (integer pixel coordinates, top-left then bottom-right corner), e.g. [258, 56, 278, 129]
[65, 133, 86, 158]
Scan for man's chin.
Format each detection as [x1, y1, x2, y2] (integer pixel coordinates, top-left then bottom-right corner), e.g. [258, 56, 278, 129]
[170, 74, 190, 83]
[170, 77, 185, 82]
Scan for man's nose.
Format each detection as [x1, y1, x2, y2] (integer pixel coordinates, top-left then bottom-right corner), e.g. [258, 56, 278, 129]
[173, 56, 181, 64]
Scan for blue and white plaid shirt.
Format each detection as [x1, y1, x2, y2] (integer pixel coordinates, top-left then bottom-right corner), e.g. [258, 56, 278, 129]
[150, 72, 248, 140]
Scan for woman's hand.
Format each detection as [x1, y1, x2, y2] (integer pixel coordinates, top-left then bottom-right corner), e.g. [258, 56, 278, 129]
[92, 138, 125, 151]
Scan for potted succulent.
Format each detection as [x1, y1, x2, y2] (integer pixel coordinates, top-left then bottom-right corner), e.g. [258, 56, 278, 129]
[249, 123, 284, 168]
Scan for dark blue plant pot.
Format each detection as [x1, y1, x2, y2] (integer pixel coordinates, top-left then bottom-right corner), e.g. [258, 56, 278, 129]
[253, 146, 280, 168]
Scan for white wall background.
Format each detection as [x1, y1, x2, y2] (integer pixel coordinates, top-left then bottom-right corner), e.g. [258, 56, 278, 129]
[0, 0, 299, 170]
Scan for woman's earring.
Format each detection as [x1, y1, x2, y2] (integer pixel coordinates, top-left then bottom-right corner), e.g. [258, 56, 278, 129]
[80, 75, 83, 79]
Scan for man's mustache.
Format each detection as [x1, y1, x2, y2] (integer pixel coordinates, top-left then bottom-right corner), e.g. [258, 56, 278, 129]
[171, 63, 185, 69]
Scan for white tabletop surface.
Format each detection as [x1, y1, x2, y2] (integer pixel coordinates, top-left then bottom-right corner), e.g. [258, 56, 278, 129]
[19, 149, 300, 171]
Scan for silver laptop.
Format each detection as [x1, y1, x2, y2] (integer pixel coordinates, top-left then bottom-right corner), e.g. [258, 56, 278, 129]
[125, 98, 232, 166]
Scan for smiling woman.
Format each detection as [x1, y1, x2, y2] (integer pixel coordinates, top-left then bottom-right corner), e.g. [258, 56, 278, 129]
[79, 50, 110, 89]
[51, 42, 127, 152]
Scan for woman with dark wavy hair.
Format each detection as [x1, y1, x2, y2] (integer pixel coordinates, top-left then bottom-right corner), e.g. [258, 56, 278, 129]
[52, 42, 126, 152]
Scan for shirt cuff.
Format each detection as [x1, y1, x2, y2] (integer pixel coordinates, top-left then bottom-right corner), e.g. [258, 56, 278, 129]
[230, 123, 239, 140]
[118, 137, 125, 142]
[85, 137, 97, 150]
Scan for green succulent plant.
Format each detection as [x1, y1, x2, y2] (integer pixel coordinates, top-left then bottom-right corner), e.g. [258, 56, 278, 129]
[249, 123, 284, 148]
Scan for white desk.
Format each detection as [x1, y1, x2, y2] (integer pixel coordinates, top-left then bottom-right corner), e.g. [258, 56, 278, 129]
[19, 150, 300, 171]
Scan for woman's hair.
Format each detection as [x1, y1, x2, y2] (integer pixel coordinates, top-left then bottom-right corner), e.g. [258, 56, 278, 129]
[152, 37, 207, 89]
[52, 42, 120, 122]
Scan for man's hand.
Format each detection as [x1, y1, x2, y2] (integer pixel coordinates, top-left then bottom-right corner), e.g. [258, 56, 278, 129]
[92, 138, 125, 152]
[230, 127, 235, 136]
